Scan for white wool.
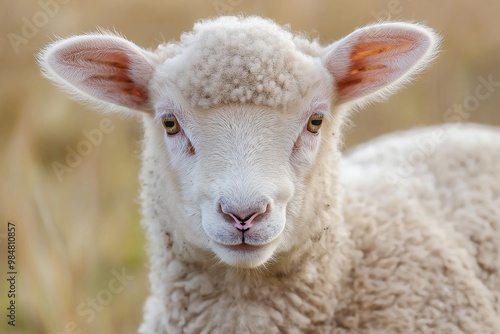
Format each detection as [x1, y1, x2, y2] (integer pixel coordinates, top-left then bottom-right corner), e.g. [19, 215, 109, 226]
[155, 16, 323, 108]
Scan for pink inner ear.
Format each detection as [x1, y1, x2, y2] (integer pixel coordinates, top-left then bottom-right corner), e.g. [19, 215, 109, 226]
[351, 38, 415, 60]
[322, 20, 440, 106]
[336, 36, 417, 100]
[56, 46, 150, 109]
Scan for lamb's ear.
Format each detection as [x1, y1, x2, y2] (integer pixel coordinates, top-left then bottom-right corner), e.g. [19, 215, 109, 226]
[322, 22, 440, 106]
[38, 33, 158, 112]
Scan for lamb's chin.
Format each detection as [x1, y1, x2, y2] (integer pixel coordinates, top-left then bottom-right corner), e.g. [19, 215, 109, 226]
[211, 239, 279, 268]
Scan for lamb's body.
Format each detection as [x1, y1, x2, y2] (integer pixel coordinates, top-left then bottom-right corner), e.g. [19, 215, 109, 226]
[139, 123, 500, 333]
[39, 16, 500, 333]
[340, 124, 500, 332]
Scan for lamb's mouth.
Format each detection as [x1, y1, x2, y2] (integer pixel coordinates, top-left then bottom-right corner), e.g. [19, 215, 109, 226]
[213, 239, 268, 251]
[214, 237, 279, 253]
[224, 243, 263, 252]
[211, 238, 280, 267]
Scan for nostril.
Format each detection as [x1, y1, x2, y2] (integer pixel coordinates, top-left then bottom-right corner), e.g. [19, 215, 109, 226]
[233, 213, 255, 224]
[226, 211, 260, 229]
[219, 200, 271, 230]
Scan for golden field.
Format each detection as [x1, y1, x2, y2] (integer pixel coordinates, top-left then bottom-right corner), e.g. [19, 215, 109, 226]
[0, 0, 499, 333]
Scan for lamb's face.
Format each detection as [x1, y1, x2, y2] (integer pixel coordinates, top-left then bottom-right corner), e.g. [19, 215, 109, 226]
[152, 95, 332, 268]
[39, 15, 438, 269]
[147, 17, 338, 267]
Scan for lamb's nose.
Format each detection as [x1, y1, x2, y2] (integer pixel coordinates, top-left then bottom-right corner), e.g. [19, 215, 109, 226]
[228, 211, 260, 231]
[219, 201, 271, 231]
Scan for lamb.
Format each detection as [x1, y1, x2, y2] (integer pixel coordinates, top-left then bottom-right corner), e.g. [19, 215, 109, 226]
[38, 16, 500, 333]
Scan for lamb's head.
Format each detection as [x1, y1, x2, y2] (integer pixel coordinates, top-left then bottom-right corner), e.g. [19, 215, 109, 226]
[39, 16, 439, 268]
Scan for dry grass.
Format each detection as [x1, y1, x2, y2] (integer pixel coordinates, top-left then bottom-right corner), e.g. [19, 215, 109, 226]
[0, 0, 499, 333]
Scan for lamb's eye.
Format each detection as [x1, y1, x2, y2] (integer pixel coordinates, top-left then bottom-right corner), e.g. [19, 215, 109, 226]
[161, 114, 180, 135]
[307, 114, 324, 134]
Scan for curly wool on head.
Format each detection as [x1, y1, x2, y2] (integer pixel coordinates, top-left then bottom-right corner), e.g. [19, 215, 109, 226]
[156, 16, 324, 108]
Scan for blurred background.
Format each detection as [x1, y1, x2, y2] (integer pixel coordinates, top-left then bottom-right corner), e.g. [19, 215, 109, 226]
[0, 0, 499, 333]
